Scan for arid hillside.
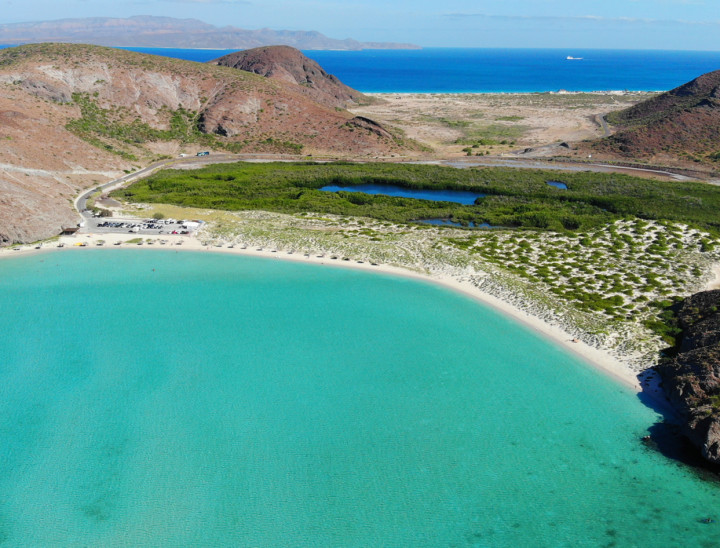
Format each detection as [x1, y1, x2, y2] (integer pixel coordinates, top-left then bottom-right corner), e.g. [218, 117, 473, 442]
[211, 45, 366, 109]
[590, 70, 720, 167]
[0, 43, 408, 245]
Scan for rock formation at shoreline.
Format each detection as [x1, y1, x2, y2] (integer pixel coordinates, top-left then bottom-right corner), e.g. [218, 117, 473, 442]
[657, 290, 720, 465]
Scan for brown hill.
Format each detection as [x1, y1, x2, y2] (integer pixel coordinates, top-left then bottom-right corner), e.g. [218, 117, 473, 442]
[0, 43, 408, 245]
[211, 46, 365, 109]
[592, 70, 720, 165]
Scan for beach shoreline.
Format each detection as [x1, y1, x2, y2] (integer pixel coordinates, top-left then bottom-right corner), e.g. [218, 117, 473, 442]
[707, 264, 720, 290]
[1, 231, 646, 395]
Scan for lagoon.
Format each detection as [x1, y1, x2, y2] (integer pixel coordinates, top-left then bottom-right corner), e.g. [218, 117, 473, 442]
[415, 219, 497, 228]
[0, 250, 719, 546]
[320, 183, 484, 204]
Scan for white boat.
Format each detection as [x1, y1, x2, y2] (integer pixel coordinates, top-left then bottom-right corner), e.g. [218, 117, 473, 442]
[566, 56, 583, 60]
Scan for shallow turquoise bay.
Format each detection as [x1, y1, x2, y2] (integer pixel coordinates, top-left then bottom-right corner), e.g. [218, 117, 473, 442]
[0, 250, 718, 546]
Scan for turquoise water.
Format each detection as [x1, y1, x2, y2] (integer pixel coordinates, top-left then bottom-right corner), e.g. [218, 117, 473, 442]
[1, 250, 719, 546]
[547, 181, 569, 190]
[320, 183, 484, 204]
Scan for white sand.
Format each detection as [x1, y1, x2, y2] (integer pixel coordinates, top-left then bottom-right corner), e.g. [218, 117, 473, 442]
[2, 231, 645, 394]
[706, 263, 720, 290]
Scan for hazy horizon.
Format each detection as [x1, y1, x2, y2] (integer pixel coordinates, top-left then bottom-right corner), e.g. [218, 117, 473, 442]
[1, 0, 719, 51]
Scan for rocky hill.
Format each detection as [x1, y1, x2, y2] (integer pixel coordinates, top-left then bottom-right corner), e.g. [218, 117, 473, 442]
[0, 43, 408, 246]
[0, 16, 419, 51]
[657, 290, 720, 465]
[211, 46, 366, 109]
[592, 70, 720, 166]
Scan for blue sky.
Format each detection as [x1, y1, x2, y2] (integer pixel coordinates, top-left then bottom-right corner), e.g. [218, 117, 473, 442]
[4, 0, 719, 50]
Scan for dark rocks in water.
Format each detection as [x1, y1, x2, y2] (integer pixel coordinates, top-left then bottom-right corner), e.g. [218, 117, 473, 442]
[656, 290, 720, 465]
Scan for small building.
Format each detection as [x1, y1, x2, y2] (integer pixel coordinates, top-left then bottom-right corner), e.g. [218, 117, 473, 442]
[60, 226, 80, 236]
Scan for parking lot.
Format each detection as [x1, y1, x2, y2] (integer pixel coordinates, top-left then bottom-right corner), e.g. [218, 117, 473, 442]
[81, 217, 202, 236]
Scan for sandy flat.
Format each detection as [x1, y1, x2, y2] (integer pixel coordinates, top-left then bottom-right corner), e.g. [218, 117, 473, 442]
[352, 92, 652, 158]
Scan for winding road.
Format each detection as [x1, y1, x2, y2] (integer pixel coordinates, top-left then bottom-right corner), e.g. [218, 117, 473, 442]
[74, 154, 240, 220]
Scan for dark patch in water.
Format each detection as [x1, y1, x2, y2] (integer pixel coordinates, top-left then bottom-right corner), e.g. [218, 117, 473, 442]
[643, 422, 720, 483]
[82, 499, 111, 523]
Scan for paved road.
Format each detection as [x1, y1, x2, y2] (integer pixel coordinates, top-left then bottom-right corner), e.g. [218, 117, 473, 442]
[441, 157, 700, 181]
[596, 114, 611, 137]
[74, 154, 242, 222]
[75, 160, 170, 220]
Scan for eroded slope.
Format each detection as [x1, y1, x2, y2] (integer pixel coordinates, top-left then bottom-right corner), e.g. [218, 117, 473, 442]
[0, 43, 408, 244]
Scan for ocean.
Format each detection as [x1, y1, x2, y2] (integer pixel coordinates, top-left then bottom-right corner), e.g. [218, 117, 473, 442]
[0, 250, 719, 546]
[2, 45, 719, 92]
[120, 46, 720, 93]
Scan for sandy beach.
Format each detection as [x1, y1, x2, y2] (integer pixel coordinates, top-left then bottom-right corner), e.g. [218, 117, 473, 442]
[1, 230, 646, 395]
[706, 264, 720, 290]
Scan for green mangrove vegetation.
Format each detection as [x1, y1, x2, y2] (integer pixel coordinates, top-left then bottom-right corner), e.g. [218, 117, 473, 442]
[114, 161, 720, 234]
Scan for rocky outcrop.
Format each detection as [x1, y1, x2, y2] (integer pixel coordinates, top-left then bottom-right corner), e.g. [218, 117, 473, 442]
[346, 116, 394, 139]
[657, 290, 720, 464]
[212, 46, 365, 109]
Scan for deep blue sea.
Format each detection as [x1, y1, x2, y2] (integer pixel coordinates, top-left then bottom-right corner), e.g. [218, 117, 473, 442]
[2, 45, 719, 92]
[120, 47, 720, 93]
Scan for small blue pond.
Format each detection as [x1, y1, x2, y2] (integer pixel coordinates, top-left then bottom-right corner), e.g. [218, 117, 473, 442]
[416, 219, 497, 228]
[547, 181, 568, 190]
[320, 184, 484, 205]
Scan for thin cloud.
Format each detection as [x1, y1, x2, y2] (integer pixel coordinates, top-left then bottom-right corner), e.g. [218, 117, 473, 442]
[156, 0, 251, 4]
[441, 13, 718, 26]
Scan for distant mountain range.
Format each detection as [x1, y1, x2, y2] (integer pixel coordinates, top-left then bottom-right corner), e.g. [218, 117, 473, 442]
[0, 16, 420, 51]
